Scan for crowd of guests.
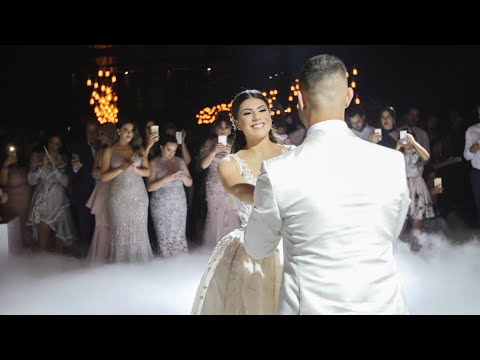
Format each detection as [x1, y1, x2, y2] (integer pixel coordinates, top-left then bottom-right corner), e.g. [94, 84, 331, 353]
[344, 104, 480, 250]
[1, 101, 479, 262]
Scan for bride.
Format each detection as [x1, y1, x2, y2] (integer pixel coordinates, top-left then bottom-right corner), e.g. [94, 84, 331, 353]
[191, 89, 294, 315]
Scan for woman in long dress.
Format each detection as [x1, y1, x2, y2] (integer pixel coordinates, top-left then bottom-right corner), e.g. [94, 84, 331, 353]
[192, 90, 293, 315]
[85, 123, 115, 264]
[101, 120, 157, 263]
[199, 117, 240, 248]
[147, 135, 193, 257]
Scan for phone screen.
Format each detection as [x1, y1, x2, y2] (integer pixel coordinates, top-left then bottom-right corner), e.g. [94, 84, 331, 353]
[176, 131, 183, 145]
[218, 135, 227, 145]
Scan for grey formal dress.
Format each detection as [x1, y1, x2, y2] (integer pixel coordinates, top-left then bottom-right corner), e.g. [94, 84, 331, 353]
[149, 156, 188, 257]
[200, 139, 240, 248]
[108, 148, 152, 263]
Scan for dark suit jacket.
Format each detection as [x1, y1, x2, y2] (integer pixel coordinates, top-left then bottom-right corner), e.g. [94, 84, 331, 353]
[70, 140, 96, 207]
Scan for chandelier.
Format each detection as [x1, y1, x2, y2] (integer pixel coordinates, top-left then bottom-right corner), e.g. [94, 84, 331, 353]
[86, 48, 119, 124]
[87, 68, 119, 124]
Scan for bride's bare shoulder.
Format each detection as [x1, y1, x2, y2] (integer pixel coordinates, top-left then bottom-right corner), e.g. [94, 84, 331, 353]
[218, 154, 237, 173]
[218, 154, 244, 184]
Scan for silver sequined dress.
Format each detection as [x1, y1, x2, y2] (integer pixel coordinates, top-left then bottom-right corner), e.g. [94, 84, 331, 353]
[108, 148, 153, 263]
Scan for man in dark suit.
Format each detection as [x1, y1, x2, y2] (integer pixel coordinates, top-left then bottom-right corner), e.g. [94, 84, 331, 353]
[70, 118, 98, 257]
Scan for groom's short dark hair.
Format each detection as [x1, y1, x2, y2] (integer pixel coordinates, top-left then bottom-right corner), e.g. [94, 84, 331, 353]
[299, 54, 347, 92]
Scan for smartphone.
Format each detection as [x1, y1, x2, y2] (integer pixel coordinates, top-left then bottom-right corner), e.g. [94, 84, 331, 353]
[176, 131, 183, 145]
[374, 128, 382, 136]
[399, 130, 407, 139]
[218, 135, 227, 145]
[434, 177, 442, 188]
[8, 146, 16, 157]
[151, 125, 159, 135]
[279, 134, 288, 141]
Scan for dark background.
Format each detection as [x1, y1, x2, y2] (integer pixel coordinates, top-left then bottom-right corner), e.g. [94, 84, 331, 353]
[1, 45, 479, 132]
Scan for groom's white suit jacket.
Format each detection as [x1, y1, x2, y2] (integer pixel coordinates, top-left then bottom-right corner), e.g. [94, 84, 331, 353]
[244, 120, 410, 315]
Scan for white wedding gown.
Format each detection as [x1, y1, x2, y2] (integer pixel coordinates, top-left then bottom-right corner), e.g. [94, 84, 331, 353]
[191, 147, 293, 315]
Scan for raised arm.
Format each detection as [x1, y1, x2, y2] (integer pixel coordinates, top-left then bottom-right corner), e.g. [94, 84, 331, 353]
[0, 154, 16, 187]
[199, 140, 216, 169]
[27, 152, 47, 186]
[180, 158, 193, 187]
[244, 161, 282, 260]
[180, 131, 192, 167]
[464, 128, 480, 161]
[217, 156, 255, 204]
[408, 134, 430, 163]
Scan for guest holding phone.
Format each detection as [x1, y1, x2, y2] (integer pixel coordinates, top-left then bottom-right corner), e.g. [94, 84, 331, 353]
[0, 144, 33, 250]
[101, 119, 154, 263]
[370, 106, 399, 149]
[144, 120, 159, 160]
[26, 134, 77, 253]
[396, 131, 434, 252]
[147, 135, 192, 256]
[199, 115, 240, 249]
[163, 122, 192, 166]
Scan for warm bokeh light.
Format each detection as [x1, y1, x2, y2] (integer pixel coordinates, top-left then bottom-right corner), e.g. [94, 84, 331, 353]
[88, 68, 119, 124]
[195, 102, 232, 125]
[195, 64, 362, 126]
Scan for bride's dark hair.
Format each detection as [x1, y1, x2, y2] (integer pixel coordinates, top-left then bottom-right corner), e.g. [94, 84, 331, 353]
[230, 89, 280, 154]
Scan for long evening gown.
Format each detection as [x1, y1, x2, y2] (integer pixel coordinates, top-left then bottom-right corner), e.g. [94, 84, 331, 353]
[201, 139, 240, 249]
[108, 148, 152, 263]
[86, 154, 111, 264]
[149, 156, 189, 257]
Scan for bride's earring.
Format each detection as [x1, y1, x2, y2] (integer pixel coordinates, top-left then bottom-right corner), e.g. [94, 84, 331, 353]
[230, 115, 238, 131]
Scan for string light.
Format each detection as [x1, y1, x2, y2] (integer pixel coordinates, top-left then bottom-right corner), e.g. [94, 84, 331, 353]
[195, 103, 232, 125]
[195, 66, 362, 125]
[349, 65, 360, 104]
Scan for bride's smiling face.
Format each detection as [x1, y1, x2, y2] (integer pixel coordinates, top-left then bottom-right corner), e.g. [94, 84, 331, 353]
[236, 97, 272, 141]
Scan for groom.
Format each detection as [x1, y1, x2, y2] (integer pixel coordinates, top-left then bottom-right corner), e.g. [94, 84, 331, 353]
[244, 54, 410, 315]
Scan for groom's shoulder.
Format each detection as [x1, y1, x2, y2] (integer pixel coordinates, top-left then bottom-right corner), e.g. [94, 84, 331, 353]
[357, 138, 403, 162]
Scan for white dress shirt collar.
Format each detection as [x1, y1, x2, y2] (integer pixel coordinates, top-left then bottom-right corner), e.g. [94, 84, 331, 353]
[306, 119, 348, 137]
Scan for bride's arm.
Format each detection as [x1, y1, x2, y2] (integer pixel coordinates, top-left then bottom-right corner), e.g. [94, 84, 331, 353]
[217, 157, 255, 204]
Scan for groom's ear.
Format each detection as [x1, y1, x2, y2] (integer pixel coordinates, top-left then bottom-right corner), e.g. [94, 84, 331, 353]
[346, 87, 354, 108]
[298, 90, 306, 111]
